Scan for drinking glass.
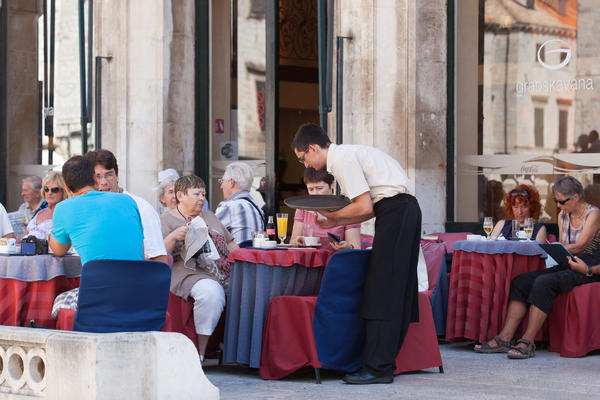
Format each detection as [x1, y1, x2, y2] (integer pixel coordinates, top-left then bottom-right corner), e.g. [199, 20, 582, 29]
[524, 217, 534, 241]
[483, 217, 493, 240]
[276, 213, 288, 244]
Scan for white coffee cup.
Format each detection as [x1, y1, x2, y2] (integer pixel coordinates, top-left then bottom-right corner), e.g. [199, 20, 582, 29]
[262, 240, 277, 249]
[303, 236, 320, 246]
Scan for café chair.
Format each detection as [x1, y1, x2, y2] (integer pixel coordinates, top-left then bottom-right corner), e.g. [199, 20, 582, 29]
[548, 282, 600, 357]
[421, 241, 449, 336]
[73, 259, 171, 333]
[429, 232, 473, 273]
[259, 249, 443, 382]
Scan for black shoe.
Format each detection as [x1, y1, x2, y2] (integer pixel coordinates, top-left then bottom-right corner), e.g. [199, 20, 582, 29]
[342, 368, 393, 384]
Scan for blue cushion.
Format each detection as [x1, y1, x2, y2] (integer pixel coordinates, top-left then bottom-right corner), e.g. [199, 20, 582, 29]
[73, 259, 171, 333]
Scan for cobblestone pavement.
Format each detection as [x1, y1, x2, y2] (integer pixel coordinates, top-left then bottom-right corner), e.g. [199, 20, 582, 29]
[204, 342, 600, 399]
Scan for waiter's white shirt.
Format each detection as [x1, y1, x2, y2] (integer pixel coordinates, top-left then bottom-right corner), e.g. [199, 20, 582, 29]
[326, 143, 413, 203]
[123, 190, 167, 259]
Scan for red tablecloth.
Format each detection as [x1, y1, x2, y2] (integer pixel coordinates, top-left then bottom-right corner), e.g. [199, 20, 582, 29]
[0, 276, 80, 329]
[228, 248, 332, 267]
[446, 250, 546, 342]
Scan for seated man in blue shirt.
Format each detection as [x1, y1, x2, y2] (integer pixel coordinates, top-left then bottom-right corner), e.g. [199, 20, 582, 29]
[49, 155, 144, 317]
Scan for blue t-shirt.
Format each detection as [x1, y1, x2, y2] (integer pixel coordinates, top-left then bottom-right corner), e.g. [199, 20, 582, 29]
[52, 191, 144, 266]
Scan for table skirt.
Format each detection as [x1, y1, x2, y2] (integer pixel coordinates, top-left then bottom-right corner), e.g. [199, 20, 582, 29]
[0, 276, 80, 329]
[223, 261, 325, 368]
[446, 250, 546, 342]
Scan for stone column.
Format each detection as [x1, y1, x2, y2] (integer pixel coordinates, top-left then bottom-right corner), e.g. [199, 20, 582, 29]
[5, 0, 43, 210]
[94, 0, 195, 207]
[332, 0, 447, 233]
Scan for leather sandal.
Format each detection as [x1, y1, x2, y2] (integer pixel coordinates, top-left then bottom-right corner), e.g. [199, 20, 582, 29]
[474, 335, 512, 353]
[507, 339, 536, 359]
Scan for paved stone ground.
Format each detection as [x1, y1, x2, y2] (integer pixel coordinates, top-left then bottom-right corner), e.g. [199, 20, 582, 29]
[204, 342, 600, 399]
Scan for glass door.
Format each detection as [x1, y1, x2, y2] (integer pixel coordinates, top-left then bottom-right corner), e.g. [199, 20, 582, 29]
[209, 0, 276, 215]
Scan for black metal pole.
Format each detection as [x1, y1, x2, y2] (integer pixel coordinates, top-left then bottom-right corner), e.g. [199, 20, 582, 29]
[48, 0, 55, 164]
[95, 56, 102, 150]
[87, 0, 93, 125]
[317, 0, 327, 130]
[325, 0, 333, 113]
[78, 0, 88, 154]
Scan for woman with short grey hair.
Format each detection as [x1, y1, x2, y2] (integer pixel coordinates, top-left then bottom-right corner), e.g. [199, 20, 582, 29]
[155, 168, 179, 214]
[552, 175, 599, 255]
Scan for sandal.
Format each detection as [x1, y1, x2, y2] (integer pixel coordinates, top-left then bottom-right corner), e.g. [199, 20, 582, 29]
[507, 339, 535, 359]
[474, 335, 512, 353]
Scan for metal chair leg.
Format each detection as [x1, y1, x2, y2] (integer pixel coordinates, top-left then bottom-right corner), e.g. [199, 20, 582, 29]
[314, 367, 322, 384]
[439, 365, 444, 373]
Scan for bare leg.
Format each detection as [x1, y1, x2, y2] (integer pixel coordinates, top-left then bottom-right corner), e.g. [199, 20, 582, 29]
[475, 300, 528, 349]
[197, 334, 210, 359]
[507, 305, 547, 355]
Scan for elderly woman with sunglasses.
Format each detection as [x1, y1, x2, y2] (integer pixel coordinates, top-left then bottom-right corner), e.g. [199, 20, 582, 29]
[474, 176, 600, 359]
[490, 184, 547, 242]
[20, 172, 67, 240]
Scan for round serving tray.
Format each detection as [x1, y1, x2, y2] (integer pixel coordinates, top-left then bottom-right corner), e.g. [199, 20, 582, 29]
[283, 194, 351, 211]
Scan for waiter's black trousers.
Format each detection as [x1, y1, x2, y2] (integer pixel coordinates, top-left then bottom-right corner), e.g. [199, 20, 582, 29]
[361, 193, 421, 376]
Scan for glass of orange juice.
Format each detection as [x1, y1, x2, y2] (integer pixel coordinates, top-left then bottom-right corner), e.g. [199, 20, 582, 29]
[276, 213, 288, 244]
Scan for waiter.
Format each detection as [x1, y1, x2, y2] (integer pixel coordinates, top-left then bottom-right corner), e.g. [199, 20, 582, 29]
[291, 123, 421, 384]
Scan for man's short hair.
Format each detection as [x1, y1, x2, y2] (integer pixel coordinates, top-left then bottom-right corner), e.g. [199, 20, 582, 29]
[62, 155, 96, 193]
[22, 176, 42, 191]
[224, 161, 254, 191]
[291, 123, 331, 152]
[85, 149, 119, 175]
[174, 175, 206, 204]
[303, 168, 334, 186]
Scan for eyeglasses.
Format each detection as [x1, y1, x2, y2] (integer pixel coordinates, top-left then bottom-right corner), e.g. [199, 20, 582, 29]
[510, 189, 529, 196]
[95, 171, 116, 181]
[553, 197, 572, 205]
[297, 148, 310, 164]
[43, 186, 61, 194]
[218, 178, 230, 185]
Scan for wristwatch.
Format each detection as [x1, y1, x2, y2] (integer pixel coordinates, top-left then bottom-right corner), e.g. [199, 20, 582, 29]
[587, 265, 594, 277]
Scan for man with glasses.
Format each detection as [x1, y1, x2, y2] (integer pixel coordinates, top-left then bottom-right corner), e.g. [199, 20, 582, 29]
[215, 161, 264, 244]
[291, 123, 420, 384]
[85, 149, 167, 264]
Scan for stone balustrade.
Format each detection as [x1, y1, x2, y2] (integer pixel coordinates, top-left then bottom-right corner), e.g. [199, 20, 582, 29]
[0, 326, 219, 400]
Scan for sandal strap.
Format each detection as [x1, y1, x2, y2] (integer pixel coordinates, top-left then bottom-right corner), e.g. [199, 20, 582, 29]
[493, 335, 511, 348]
[515, 339, 535, 350]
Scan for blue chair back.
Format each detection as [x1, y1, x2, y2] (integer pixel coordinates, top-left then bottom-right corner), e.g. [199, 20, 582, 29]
[313, 249, 371, 372]
[73, 259, 171, 333]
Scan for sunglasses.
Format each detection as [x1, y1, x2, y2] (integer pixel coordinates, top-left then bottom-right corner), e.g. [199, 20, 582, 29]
[44, 186, 61, 194]
[510, 189, 529, 196]
[553, 197, 572, 205]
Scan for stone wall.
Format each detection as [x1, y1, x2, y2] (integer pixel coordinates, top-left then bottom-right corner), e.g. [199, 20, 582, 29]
[332, 0, 447, 233]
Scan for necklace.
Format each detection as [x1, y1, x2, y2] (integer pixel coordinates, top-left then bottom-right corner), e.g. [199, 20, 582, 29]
[176, 205, 192, 224]
[573, 203, 588, 220]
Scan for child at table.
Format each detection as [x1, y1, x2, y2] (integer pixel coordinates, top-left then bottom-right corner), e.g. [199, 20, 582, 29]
[289, 168, 361, 251]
